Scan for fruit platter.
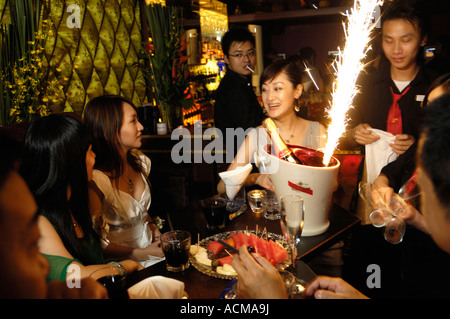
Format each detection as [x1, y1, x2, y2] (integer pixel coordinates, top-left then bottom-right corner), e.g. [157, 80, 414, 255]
[189, 230, 291, 280]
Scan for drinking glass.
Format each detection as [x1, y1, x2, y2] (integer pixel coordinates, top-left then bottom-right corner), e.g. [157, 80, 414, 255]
[161, 230, 191, 272]
[384, 216, 406, 244]
[279, 270, 308, 299]
[263, 190, 281, 220]
[398, 172, 420, 208]
[247, 189, 267, 214]
[280, 195, 304, 275]
[359, 182, 408, 244]
[223, 183, 247, 216]
[200, 196, 227, 230]
[89, 265, 128, 299]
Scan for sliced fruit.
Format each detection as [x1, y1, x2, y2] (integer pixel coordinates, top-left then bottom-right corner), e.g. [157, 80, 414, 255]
[218, 255, 234, 266]
[255, 237, 268, 259]
[224, 238, 235, 247]
[230, 232, 242, 249]
[237, 232, 250, 246]
[206, 241, 224, 256]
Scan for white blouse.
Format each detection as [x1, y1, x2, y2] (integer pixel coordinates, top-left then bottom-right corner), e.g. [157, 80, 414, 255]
[92, 152, 152, 249]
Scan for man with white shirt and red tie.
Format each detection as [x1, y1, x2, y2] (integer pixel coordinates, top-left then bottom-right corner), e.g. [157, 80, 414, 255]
[343, 1, 440, 298]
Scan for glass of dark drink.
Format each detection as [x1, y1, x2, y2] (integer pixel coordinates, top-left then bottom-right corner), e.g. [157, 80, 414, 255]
[160, 230, 191, 272]
[200, 197, 227, 230]
[89, 265, 128, 299]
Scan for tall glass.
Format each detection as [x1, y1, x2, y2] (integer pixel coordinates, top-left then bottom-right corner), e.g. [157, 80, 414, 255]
[280, 195, 304, 275]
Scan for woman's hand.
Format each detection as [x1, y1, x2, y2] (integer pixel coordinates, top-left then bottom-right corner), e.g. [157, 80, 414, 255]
[254, 173, 275, 191]
[118, 259, 144, 273]
[131, 241, 164, 260]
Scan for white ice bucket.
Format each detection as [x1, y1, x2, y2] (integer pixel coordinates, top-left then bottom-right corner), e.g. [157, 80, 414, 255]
[260, 145, 340, 236]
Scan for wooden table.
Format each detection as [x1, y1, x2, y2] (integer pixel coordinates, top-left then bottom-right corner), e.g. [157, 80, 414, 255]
[125, 202, 360, 299]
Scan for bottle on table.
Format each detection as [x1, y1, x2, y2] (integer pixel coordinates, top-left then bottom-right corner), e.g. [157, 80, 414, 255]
[262, 118, 303, 165]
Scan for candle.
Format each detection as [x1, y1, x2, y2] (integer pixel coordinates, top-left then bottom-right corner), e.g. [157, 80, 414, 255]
[156, 122, 167, 135]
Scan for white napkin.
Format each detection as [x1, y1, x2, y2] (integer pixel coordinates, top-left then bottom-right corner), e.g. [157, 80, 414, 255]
[365, 129, 399, 184]
[219, 163, 253, 199]
[139, 256, 165, 268]
[127, 276, 186, 299]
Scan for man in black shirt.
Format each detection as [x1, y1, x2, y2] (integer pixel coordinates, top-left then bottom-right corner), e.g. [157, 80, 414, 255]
[214, 28, 266, 161]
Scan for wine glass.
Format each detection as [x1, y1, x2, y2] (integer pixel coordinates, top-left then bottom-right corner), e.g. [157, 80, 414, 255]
[280, 195, 304, 276]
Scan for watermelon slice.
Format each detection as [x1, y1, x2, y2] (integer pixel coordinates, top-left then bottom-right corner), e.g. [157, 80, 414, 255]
[267, 240, 284, 263]
[230, 232, 242, 249]
[207, 241, 224, 256]
[218, 255, 233, 266]
[238, 232, 250, 246]
[255, 237, 268, 260]
[248, 233, 259, 252]
[272, 241, 288, 264]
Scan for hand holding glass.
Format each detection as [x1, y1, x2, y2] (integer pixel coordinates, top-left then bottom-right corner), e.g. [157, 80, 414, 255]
[89, 265, 128, 299]
[358, 179, 420, 244]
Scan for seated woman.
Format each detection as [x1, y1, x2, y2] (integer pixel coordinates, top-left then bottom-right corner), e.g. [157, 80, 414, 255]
[19, 114, 142, 281]
[217, 59, 327, 194]
[84, 95, 164, 267]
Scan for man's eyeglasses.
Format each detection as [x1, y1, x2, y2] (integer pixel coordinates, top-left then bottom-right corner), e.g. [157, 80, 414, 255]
[228, 51, 256, 59]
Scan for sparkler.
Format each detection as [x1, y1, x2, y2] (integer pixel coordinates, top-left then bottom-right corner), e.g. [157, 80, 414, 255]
[322, 0, 383, 166]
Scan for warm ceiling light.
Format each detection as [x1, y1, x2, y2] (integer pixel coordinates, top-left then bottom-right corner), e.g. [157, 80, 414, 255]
[145, 0, 165, 5]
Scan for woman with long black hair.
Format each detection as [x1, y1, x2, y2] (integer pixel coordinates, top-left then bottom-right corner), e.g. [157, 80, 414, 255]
[20, 114, 141, 281]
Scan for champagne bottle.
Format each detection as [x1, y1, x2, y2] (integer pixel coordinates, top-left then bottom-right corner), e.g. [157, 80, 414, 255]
[262, 118, 303, 165]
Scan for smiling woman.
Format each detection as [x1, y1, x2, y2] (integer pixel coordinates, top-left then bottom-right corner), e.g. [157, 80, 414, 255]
[217, 59, 327, 194]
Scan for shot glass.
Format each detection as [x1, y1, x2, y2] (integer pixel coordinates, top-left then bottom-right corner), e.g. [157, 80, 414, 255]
[247, 189, 267, 214]
[263, 191, 281, 220]
[161, 230, 191, 272]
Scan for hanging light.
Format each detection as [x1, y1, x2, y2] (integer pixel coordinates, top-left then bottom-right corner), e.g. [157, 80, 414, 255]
[145, 0, 165, 5]
[199, 0, 228, 38]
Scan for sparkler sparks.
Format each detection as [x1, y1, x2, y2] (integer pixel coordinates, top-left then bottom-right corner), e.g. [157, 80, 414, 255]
[322, 0, 383, 166]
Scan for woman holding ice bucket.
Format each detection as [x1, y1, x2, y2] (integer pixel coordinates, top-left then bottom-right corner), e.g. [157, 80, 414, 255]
[217, 59, 327, 194]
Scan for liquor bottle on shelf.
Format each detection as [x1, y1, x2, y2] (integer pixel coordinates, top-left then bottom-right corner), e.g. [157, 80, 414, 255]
[262, 118, 304, 165]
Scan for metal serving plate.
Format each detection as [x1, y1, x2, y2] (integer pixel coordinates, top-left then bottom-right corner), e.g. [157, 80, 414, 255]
[189, 230, 292, 280]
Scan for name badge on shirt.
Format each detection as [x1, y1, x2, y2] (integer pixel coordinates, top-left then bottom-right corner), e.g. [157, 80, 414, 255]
[416, 95, 425, 102]
[416, 94, 425, 107]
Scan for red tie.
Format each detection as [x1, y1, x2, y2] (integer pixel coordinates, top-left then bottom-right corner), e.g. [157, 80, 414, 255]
[387, 86, 411, 135]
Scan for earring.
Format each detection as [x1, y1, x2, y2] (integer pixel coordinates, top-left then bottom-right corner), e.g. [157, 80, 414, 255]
[294, 100, 300, 112]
